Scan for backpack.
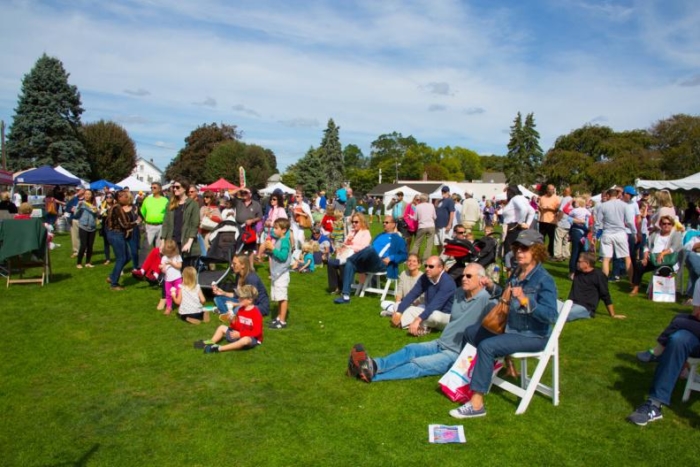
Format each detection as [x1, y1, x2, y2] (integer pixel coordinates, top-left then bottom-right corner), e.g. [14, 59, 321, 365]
[46, 199, 57, 215]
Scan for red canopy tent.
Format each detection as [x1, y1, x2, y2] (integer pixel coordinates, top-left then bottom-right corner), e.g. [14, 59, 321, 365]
[199, 178, 239, 192]
[0, 169, 12, 185]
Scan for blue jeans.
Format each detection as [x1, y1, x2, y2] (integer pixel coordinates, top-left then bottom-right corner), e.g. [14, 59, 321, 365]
[373, 341, 458, 382]
[685, 252, 700, 296]
[106, 230, 127, 287]
[649, 329, 700, 406]
[569, 226, 587, 274]
[127, 228, 140, 269]
[341, 247, 386, 296]
[466, 324, 547, 394]
[558, 300, 591, 322]
[214, 296, 239, 313]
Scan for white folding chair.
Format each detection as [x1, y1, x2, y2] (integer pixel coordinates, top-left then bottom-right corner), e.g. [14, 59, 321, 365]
[491, 300, 573, 415]
[358, 271, 396, 301]
[682, 357, 700, 402]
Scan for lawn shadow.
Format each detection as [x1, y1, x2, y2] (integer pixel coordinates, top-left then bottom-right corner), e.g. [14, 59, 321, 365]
[48, 273, 72, 284]
[42, 443, 99, 467]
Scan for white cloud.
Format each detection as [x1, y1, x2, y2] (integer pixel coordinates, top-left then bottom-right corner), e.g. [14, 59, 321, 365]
[124, 88, 151, 97]
[193, 97, 217, 107]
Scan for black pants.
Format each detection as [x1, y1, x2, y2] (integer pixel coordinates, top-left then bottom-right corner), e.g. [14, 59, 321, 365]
[77, 228, 96, 264]
[539, 222, 556, 257]
[327, 258, 345, 293]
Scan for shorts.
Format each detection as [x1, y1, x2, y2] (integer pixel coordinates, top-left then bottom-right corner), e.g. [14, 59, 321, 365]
[225, 329, 260, 348]
[271, 271, 290, 301]
[601, 231, 629, 259]
[435, 228, 451, 246]
[178, 312, 205, 322]
[239, 242, 257, 253]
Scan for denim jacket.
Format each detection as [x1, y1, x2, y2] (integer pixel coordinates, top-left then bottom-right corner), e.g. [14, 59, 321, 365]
[505, 263, 558, 338]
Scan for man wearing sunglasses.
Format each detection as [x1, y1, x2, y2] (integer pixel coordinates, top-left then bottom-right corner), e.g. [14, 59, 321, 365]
[140, 182, 168, 248]
[347, 262, 490, 383]
[333, 215, 407, 305]
[389, 256, 456, 335]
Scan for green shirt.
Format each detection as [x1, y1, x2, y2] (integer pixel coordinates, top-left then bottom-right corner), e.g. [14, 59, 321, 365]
[140, 195, 169, 224]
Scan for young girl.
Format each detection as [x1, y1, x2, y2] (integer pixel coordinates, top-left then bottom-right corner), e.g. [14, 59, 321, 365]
[171, 266, 209, 324]
[321, 205, 336, 235]
[292, 241, 319, 273]
[194, 285, 263, 353]
[160, 239, 183, 315]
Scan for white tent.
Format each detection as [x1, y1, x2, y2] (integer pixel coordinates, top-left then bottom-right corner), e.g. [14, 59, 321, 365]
[116, 175, 151, 193]
[259, 182, 295, 196]
[54, 165, 88, 188]
[637, 172, 700, 191]
[382, 185, 422, 208]
[428, 184, 465, 200]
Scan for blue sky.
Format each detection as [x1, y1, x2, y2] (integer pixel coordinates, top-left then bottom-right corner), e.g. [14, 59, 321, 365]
[0, 0, 698, 174]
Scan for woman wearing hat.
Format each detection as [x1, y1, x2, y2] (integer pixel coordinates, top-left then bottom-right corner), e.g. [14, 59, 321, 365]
[450, 230, 558, 419]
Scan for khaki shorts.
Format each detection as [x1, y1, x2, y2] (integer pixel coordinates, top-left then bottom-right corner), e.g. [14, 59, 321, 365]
[271, 271, 290, 301]
[601, 231, 629, 259]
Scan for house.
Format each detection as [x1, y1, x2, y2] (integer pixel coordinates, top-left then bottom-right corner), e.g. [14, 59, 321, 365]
[131, 157, 164, 185]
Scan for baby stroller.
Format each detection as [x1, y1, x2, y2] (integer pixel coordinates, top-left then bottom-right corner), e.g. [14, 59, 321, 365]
[196, 220, 241, 291]
[443, 235, 499, 286]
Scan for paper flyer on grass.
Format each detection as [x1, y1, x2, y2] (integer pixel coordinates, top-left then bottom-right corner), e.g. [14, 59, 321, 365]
[428, 424, 466, 444]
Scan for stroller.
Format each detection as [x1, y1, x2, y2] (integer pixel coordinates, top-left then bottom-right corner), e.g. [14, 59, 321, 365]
[443, 235, 499, 286]
[196, 220, 242, 291]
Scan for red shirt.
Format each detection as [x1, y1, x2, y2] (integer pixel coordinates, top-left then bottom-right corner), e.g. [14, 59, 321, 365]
[230, 306, 263, 343]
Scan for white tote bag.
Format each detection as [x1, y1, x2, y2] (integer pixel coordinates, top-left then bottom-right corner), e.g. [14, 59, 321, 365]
[649, 274, 675, 303]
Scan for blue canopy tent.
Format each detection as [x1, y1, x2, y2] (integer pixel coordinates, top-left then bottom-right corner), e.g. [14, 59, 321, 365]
[89, 179, 122, 190]
[14, 166, 81, 186]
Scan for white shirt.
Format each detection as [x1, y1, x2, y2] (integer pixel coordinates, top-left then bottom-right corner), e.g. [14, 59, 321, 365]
[502, 195, 535, 226]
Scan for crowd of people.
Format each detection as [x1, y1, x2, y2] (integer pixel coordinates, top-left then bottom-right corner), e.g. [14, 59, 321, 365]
[3, 179, 700, 426]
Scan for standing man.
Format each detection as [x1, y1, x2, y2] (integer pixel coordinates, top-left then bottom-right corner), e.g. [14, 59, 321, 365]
[596, 188, 636, 279]
[622, 185, 641, 282]
[343, 188, 357, 236]
[232, 186, 263, 268]
[65, 187, 85, 257]
[388, 191, 406, 234]
[538, 184, 560, 258]
[140, 182, 169, 248]
[553, 186, 573, 262]
[461, 190, 481, 230]
[435, 186, 455, 255]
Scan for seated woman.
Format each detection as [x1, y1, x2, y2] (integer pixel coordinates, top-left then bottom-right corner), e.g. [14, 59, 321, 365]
[0, 191, 18, 214]
[630, 215, 682, 296]
[211, 254, 270, 317]
[326, 213, 371, 294]
[450, 230, 558, 419]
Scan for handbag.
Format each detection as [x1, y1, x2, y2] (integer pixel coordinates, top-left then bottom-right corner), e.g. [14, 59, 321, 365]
[200, 216, 218, 231]
[650, 251, 678, 267]
[242, 224, 257, 244]
[481, 285, 512, 334]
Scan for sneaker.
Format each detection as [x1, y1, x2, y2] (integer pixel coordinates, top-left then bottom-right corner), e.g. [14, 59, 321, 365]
[379, 308, 394, 318]
[609, 276, 621, 283]
[416, 324, 432, 336]
[636, 350, 660, 363]
[334, 297, 351, 305]
[358, 359, 375, 383]
[347, 344, 368, 378]
[450, 402, 487, 419]
[193, 340, 206, 349]
[626, 401, 663, 426]
[204, 344, 220, 354]
[269, 319, 287, 329]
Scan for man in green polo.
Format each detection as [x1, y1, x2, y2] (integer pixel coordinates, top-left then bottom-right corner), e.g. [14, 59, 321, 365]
[140, 182, 169, 248]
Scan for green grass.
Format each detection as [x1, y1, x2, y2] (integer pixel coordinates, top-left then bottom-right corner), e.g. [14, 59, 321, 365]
[2, 228, 700, 466]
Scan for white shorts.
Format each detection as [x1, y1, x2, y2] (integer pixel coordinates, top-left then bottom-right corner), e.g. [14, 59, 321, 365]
[271, 272, 290, 301]
[399, 306, 450, 330]
[435, 228, 451, 247]
[601, 231, 629, 259]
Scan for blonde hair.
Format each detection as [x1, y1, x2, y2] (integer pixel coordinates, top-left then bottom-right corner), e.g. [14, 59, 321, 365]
[655, 190, 674, 208]
[237, 284, 259, 301]
[350, 213, 368, 231]
[302, 241, 320, 253]
[182, 266, 197, 289]
[325, 205, 335, 217]
[162, 239, 179, 258]
[573, 197, 585, 208]
[18, 202, 33, 215]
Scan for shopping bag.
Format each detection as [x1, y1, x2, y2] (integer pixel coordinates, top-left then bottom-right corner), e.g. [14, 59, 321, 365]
[438, 344, 503, 403]
[649, 274, 675, 303]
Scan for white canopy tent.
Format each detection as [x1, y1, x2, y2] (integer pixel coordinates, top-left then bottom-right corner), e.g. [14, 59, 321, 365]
[637, 172, 700, 191]
[54, 165, 88, 188]
[428, 184, 465, 200]
[382, 186, 422, 208]
[116, 175, 151, 193]
[259, 182, 295, 196]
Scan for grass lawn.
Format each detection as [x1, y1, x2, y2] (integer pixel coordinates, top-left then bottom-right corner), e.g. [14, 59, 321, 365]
[2, 227, 700, 466]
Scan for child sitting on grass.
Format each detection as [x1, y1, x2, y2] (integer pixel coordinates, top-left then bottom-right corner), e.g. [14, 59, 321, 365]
[171, 266, 209, 324]
[194, 285, 263, 353]
[160, 239, 182, 316]
[265, 218, 292, 329]
[292, 241, 319, 273]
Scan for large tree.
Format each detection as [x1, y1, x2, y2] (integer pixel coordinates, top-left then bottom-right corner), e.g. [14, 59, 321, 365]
[6, 54, 89, 178]
[165, 123, 240, 183]
[284, 147, 326, 196]
[318, 119, 344, 191]
[650, 114, 700, 179]
[82, 120, 137, 181]
[204, 140, 277, 190]
[504, 112, 542, 185]
[522, 112, 544, 178]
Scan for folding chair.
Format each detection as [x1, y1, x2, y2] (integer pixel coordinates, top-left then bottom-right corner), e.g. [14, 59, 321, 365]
[0, 219, 51, 287]
[491, 300, 573, 414]
[357, 271, 396, 301]
[682, 357, 700, 402]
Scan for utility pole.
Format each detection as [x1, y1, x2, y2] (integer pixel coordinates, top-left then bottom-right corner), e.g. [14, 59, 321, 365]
[1, 120, 5, 170]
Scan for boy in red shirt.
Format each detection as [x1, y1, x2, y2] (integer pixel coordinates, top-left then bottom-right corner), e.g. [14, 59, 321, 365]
[194, 285, 263, 353]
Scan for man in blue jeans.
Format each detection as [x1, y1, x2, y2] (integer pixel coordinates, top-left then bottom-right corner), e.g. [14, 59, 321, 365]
[347, 263, 490, 382]
[333, 215, 407, 304]
[627, 281, 700, 425]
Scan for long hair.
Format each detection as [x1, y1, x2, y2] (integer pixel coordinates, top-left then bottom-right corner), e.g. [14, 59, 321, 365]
[234, 254, 251, 289]
[182, 266, 197, 289]
[169, 179, 190, 211]
[506, 185, 521, 201]
[351, 213, 369, 231]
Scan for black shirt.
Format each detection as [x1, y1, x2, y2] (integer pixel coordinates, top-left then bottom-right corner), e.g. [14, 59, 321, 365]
[568, 269, 613, 316]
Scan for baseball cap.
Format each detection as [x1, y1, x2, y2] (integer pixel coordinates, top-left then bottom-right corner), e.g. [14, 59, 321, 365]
[441, 186, 450, 193]
[513, 229, 544, 247]
[623, 185, 637, 196]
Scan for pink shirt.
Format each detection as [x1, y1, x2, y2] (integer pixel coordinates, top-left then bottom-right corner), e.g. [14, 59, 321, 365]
[344, 229, 371, 253]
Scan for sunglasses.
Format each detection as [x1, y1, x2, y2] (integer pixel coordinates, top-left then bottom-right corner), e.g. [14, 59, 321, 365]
[352, 220, 359, 224]
[188, 190, 197, 194]
[172, 185, 182, 189]
[424, 264, 437, 269]
[383, 221, 394, 224]
[463, 273, 474, 278]
[454, 230, 466, 235]
[660, 222, 672, 226]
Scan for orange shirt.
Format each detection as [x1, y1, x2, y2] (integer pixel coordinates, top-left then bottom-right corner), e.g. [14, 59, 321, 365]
[538, 195, 561, 224]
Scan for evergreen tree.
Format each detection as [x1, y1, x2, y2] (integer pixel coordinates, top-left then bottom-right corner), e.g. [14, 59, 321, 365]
[285, 147, 325, 196]
[523, 112, 544, 180]
[7, 54, 89, 178]
[318, 119, 344, 192]
[504, 112, 525, 184]
[82, 120, 137, 181]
